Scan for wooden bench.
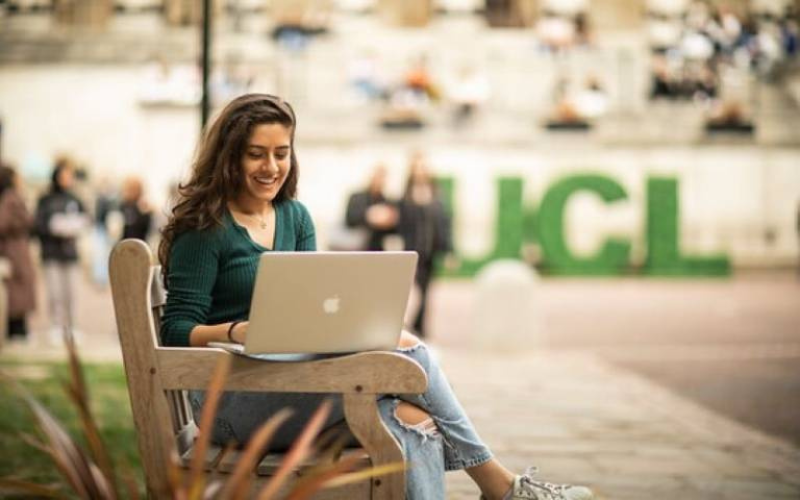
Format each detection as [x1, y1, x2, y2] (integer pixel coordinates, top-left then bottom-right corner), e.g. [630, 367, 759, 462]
[109, 239, 427, 498]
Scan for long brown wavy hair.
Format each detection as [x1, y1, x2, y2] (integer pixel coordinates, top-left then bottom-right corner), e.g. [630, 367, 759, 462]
[158, 94, 299, 284]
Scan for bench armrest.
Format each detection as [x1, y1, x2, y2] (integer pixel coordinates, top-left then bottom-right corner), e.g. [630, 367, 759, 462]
[155, 348, 427, 394]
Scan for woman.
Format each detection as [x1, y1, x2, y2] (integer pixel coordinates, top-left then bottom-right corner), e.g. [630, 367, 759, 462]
[344, 163, 398, 251]
[159, 94, 593, 500]
[35, 158, 87, 343]
[0, 164, 36, 340]
[397, 153, 452, 338]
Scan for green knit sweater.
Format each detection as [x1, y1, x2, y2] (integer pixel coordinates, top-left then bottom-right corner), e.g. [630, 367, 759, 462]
[160, 200, 316, 347]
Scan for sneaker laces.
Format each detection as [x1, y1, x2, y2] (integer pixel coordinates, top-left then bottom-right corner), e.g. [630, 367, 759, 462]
[518, 467, 569, 499]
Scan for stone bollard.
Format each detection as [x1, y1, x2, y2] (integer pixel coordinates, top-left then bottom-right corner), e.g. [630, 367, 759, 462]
[0, 257, 10, 349]
[471, 259, 542, 352]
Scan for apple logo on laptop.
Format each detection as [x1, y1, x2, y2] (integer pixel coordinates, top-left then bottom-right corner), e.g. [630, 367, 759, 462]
[323, 295, 340, 314]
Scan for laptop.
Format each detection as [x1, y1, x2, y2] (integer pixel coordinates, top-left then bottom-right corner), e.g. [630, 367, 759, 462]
[232, 251, 417, 356]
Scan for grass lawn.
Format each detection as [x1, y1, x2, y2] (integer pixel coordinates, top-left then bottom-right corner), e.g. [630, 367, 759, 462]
[0, 357, 144, 496]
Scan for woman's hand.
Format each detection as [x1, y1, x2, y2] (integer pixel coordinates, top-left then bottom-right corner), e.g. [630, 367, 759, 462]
[189, 321, 249, 347]
[366, 203, 398, 230]
[230, 321, 249, 344]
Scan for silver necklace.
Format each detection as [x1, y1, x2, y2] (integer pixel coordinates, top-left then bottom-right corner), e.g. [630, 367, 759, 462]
[232, 202, 271, 230]
[247, 212, 268, 230]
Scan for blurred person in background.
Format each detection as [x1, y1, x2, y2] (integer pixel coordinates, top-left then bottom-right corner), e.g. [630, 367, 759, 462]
[573, 75, 610, 120]
[0, 164, 36, 341]
[404, 53, 440, 103]
[397, 152, 453, 338]
[92, 177, 116, 287]
[381, 53, 440, 128]
[35, 158, 88, 344]
[550, 75, 580, 122]
[158, 93, 594, 500]
[447, 64, 490, 127]
[119, 176, 153, 242]
[344, 164, 398, 251]
[650, 54, 676, 99]
[348, 49, 387, 103]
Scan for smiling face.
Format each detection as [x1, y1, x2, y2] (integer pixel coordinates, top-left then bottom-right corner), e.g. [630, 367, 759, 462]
[238, 123, 292, 208]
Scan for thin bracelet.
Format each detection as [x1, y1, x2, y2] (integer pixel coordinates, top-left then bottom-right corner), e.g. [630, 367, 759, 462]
[227, 320, 244, 344]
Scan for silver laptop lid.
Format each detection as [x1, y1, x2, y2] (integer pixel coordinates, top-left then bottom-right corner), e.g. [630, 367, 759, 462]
[245, 251, 418, 354]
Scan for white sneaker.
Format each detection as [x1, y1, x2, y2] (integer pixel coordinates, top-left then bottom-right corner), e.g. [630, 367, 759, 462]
[484, 467, 595, 500]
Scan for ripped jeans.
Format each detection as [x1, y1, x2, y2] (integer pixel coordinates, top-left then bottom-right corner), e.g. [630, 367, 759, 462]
[190, 342, 493, 499]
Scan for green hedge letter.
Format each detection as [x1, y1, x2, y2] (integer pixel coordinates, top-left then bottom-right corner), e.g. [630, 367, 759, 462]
[538, 174, 631, 275]
[644, 177, 730, 276]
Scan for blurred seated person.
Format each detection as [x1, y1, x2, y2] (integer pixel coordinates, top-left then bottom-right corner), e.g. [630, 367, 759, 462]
[650, 54, 677, 99]
[447, 64, 490, 126]
[706, 100, 753, 130]
[270, 0, 331, 41]
[546, 76, 601, 128]
[119, 176, 153, 241]
[692, 65, 718, 102]
[548, 101, 586, 128]
[573, 75, 609, 120]
[344, 164, 398, 251]
[381, 54, 440, 128]
[348, 49, 388, 103]
[404, 54, 440, 102]
[380, 90, 427, 129]
[270, 0, 331, 54]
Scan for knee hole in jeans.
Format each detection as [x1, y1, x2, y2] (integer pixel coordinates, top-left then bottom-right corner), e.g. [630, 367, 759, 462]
[394, 402, 439, 437]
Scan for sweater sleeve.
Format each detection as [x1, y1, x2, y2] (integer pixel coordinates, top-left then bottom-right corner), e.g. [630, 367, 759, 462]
[295, 201, 317, 252]
[160, 228, 222, 346]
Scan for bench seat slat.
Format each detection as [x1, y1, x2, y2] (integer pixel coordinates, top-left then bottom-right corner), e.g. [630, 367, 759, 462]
[181, 443, 225, 471]
[182, 443, 372, 477]
[255, 447, 371, 476]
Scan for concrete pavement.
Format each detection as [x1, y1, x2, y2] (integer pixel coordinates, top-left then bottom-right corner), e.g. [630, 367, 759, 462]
[440, 349, 800, 499]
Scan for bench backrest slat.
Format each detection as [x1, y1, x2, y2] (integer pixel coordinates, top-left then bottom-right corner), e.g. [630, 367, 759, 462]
[110, 239, 188, 497]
